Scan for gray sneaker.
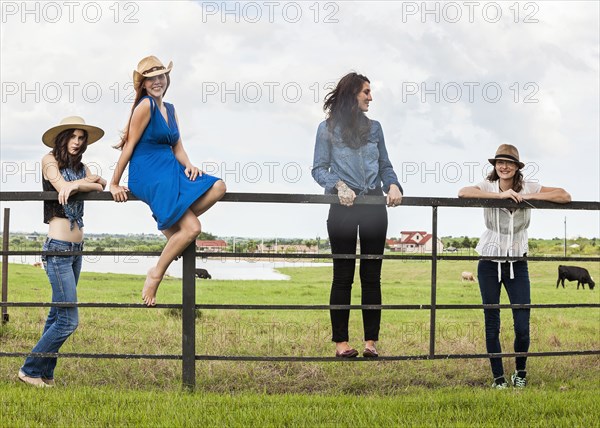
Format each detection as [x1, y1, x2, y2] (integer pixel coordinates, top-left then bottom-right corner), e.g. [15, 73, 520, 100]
[511, 371, 527, 388]
[491, 377, 508, 389]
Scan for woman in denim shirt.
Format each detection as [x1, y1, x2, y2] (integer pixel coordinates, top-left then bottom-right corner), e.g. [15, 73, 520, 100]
[312, 72, 403, 358]
[18, 116, 106, 387]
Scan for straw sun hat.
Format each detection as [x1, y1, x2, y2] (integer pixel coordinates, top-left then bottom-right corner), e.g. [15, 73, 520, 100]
[41, 116, 104, 148]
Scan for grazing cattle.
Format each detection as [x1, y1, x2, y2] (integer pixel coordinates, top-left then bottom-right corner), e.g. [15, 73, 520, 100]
[556, 265, 595, 290]
[461, 271, 475, 282]
[195, 268, 212, 280]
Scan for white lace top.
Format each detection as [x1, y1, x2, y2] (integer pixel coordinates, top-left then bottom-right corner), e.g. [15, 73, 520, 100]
[474, 180, 542, 280]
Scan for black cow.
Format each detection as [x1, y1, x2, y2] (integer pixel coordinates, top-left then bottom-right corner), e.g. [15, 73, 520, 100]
[195, 268, 212, 279]
[556, 265, 595, 290]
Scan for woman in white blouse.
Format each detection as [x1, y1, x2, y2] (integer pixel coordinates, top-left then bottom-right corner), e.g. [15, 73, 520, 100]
[458, 144, 570, 389]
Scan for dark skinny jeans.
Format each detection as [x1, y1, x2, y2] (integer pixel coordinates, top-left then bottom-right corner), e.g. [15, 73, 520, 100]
[327, 202, 388, 343]
[477, 260, 531, 379]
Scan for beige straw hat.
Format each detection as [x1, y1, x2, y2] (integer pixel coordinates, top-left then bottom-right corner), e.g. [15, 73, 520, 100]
[132, 55, 173, 89]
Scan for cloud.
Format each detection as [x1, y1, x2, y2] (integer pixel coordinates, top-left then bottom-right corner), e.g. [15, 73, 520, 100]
[1, 1, 598, 238]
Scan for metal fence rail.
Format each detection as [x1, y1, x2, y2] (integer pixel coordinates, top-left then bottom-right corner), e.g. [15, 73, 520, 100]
[1, 192, 599, 389]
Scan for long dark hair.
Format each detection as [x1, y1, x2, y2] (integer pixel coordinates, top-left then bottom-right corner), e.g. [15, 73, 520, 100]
[487, 167, 524, 193]
[323, 72, 371, 149]
[51, 129, 87, 172]
[115, 73, 171, 149]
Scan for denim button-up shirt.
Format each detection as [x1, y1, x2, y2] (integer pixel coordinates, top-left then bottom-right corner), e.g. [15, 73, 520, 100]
[311, 120, 402, 195]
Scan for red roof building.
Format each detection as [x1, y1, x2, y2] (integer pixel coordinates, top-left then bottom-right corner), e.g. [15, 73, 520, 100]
[196, 240, 228, 252]
[388, 231, 444, 253]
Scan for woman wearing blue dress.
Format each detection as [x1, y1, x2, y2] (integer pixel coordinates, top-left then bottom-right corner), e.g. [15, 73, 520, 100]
[110, 56, 226, 306]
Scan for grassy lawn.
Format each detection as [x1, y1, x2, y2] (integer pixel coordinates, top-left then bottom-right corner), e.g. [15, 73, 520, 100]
[1, 260, 598, 426]
[1, 386, 596, 427]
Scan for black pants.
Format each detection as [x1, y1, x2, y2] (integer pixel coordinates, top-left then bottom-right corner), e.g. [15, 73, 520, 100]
[327, 202, 388, 343]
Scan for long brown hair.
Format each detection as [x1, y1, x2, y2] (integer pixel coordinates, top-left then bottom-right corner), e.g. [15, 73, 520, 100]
[323, 72, 371, 149]
[115, 73, 171, 149]
[487, 166, 524, 193]
[51, 129, 87, 172]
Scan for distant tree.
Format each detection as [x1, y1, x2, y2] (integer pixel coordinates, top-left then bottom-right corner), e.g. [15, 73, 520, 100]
[235, 242, 248, 253]
[198, 231, 217, 240]
[304, 239, 317, 251]
[461, 237, 472, 248]
[247, 240, 258, 253]
[105, 238, 119, 248]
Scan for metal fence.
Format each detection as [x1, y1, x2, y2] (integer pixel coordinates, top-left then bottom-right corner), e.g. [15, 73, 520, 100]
[1, 191, 599, 389]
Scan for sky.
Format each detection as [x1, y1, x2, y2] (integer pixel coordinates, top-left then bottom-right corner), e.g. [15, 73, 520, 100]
[1, 0, 599, 241]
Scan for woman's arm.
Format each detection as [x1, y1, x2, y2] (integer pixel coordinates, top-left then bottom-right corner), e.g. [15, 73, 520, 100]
[85, 174, 106, 188]
[311, 123, 355, 205]
[171, 110, 200, 181]
[458, 185, 524, 203]
[375, 122, 402, 206]
[375, 122, 402, 195]
[311, 122, 340, 192]
[523, 186, 571, 203]
[110, 98, 151, 202]
[85, 166, 107, 190]
[42, 154, 104, 205]
[458, 186, 492, 198]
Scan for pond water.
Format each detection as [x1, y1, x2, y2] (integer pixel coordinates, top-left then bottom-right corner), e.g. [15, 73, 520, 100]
[6, 255, 332, 281]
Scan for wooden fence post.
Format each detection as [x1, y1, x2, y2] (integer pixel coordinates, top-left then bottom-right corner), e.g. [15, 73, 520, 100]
[2, 208, 10, 324]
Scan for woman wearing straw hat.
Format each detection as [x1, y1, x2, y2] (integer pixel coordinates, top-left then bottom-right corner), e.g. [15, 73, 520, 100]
[18, 116, 106, 387]
[312, 72, 403, 358]
[458, 144, 570, 389]
[110, 55, 226, 306]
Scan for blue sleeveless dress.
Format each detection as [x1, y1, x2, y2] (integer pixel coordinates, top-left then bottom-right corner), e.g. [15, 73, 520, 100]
[128, 96, 221, 230]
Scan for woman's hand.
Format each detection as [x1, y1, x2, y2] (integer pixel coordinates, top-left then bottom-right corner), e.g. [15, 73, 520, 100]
[499, 188, 523, 203]
[336, 181, 356, 206]
[386, 184, 403, 207]
[58, 182, 79, 205]
[96, 176, 107, 190]
[184, 164, 202, 181]
[110, 183, 130, 202]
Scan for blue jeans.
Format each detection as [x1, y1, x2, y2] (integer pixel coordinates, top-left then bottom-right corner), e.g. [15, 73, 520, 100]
[477, 260, 531, 379]
[20, 238, 83, 379]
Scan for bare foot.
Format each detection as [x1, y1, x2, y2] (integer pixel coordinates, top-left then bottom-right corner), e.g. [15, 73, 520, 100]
[142, 267, 163, 306]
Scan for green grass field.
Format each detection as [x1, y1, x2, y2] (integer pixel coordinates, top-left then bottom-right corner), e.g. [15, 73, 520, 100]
[1, 260, 599, 426]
